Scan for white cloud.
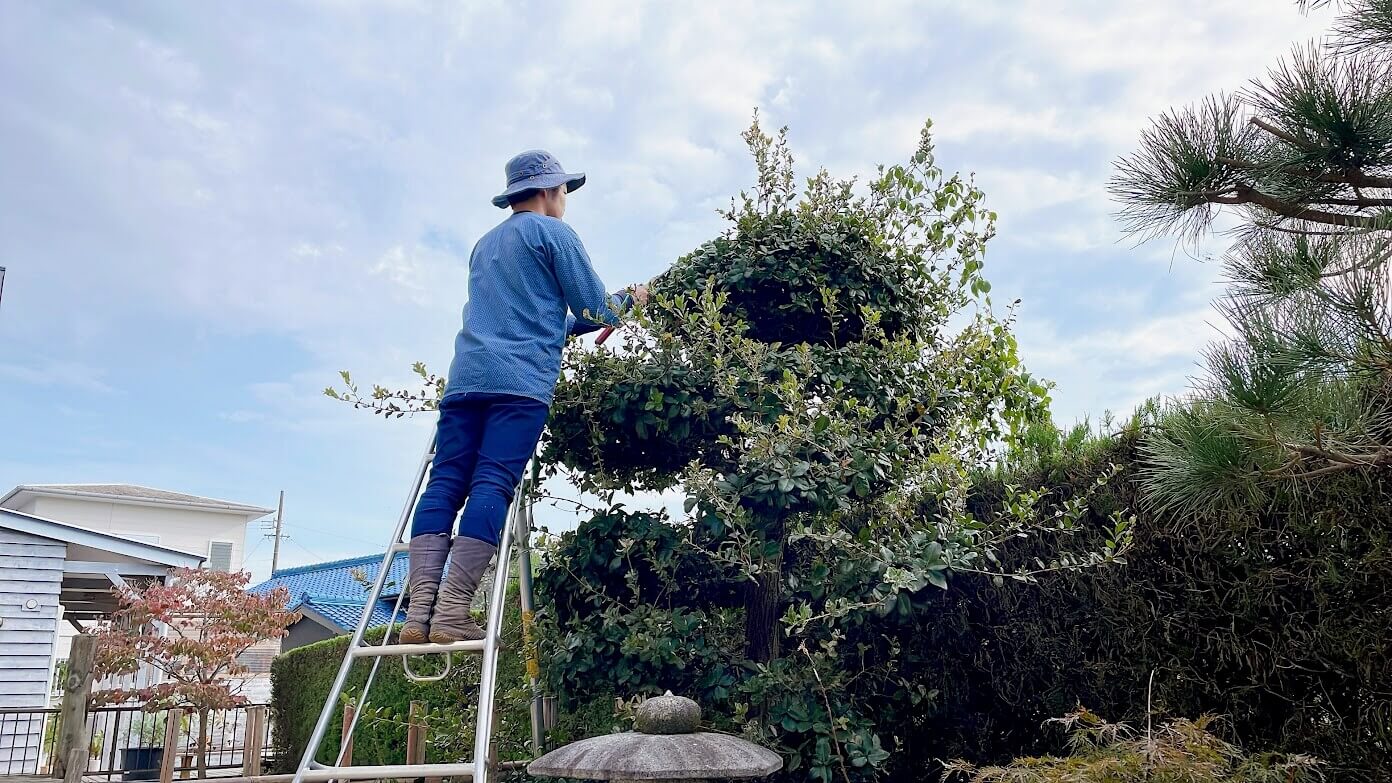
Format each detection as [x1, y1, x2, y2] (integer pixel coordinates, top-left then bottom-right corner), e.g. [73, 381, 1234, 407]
[370, 243, 462, 306]
[0, 0, 1351, 574]
[1018, 306, 1232, 423]
[974, 167, 1098, 217]
[0, 360, 116, 394]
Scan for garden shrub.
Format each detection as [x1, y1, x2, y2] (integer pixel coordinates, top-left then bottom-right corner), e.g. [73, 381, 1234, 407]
[536, 410, 1391, 782]
[650, 210, 919, 347]
[543, 355, 734, 491]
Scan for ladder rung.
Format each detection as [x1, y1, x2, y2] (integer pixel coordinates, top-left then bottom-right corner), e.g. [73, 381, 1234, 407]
[390, 541, 409, 553]
[351, 639, 489, 657]
[295, 762, 478, 781]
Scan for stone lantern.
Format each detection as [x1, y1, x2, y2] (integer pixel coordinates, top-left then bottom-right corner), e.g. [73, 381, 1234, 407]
[527, 692, 782, 783]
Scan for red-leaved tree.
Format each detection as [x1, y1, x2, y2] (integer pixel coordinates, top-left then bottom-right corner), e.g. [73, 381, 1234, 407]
[90, 568, 297, 777]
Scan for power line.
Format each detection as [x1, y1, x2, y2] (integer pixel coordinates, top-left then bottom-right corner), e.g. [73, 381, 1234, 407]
[241, 535, 268, 567]
[285, 522, 386, 549]
[285, 535, 331, 564]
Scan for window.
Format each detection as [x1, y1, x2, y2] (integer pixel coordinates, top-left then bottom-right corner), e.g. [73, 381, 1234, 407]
[207, 540, 235, 572]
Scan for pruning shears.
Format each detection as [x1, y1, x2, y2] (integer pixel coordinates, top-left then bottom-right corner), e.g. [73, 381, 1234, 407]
[596, 281, 655, 345]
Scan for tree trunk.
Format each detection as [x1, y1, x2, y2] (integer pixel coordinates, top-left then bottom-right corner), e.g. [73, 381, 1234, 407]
[196, 709, 208, 779]
[743, 537, 784, 663]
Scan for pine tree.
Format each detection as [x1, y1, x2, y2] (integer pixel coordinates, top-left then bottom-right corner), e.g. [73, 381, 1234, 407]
[1109, 0, 1392, 516]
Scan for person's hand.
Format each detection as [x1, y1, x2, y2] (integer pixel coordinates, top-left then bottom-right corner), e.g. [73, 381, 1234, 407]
[629, 284, 651, 307]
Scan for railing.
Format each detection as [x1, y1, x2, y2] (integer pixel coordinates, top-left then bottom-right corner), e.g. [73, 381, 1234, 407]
[0, 704, 274, 780]
[0, 707, 61, 776]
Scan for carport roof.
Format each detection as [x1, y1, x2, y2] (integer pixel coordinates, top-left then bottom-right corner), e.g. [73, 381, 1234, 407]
[1, 507, 206, 619]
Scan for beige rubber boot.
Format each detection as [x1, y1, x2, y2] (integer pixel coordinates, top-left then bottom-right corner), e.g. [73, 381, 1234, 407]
[428, 535, 496, 643]
[399, 533, 449, 644]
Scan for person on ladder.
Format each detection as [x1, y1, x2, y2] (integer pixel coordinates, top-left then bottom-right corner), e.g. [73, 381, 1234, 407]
[401, 150, 648, 644]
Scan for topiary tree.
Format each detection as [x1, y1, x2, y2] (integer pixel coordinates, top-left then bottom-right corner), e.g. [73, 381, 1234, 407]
[534, 116, 1133, 781]
[329, 115, 1134, 781]
[1109, 0, 1392, 517]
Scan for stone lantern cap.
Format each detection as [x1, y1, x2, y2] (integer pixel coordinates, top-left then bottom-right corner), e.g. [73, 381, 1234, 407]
[527, 692, 783, 782]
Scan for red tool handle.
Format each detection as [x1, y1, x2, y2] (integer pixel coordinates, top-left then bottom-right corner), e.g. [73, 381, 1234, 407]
[596, 282, 653, 345]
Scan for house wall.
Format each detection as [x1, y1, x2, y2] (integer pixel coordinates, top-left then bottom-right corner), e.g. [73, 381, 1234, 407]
[284, 617, 338, 651]
[0, 528, 64, 773]
[25, 496, 249, 572]
[13, 494, 258, 713]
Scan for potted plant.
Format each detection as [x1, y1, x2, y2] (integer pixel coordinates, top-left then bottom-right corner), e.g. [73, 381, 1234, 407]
[120, 713, 167, 781]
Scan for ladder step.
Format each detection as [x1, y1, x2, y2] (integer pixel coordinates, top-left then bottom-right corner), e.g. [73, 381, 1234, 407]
[390, 541, 409, 553]
[294, 760, 529, 781]
[295, 762, 478, 781]
[351, 639, 489, 657]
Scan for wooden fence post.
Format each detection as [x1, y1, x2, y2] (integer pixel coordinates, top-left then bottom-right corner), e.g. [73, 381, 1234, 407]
[407, 702, 437, 783]
[56, 634, 98, 781]
[62, 749, 87, 783]
[337, 703, 355, 767]
[241, 706, 266, 777]
[405, 701, 424, 766]
[158, 709, 182, 783]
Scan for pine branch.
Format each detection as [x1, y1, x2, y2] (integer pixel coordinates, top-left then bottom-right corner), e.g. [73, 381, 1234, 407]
[1281, 439, 1375, 464]
[1254, 221, 1373, 236]
[1282, 445, 1392, 478]
[1306, 195, 1392, 206]
[1324, 170, 1392, 189]
[1328, 0, 1392, 56]
[1214, 156, 1392, 189]
[1234, 183, 1387, 227]
[1250, 116, 1327, 152]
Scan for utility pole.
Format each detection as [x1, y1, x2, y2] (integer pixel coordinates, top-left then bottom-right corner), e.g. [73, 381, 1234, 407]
[0, 266, 7, 314]
[268, 490, 285, 574]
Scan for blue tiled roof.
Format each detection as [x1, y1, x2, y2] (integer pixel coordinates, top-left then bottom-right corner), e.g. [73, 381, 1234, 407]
[250, 552, 410, 632]
[302, 597, 406, 632]
[250, 552, 408, 609]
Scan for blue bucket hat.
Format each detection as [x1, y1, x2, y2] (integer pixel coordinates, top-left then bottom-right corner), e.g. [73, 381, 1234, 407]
[491, 149, 586, 208]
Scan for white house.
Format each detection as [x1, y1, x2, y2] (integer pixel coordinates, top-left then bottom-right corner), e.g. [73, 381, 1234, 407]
[0, 508, 206, 773]
[0, 484, 272, 573]
[0, 485, 274, 774]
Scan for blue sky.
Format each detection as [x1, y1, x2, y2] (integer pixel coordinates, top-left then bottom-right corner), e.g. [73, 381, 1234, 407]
[0, 1, 1333, 580]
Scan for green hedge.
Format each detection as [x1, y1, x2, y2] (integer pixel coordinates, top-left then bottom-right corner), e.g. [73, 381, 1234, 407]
[269, 591, 530, 772]
[929, 426, 1392, 780]
[533, 422, 1391, 783]
[270, 427, 1391, 782]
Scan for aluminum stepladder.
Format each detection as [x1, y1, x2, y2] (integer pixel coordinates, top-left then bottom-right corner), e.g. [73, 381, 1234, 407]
[290, 436, 546, 783]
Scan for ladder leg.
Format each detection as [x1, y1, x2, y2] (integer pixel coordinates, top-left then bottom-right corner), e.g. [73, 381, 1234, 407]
[333, 565, 413, 765]
[471, 467, 531, 783]
[516, 465, 544, 757]
[292, 437, 435, 783]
